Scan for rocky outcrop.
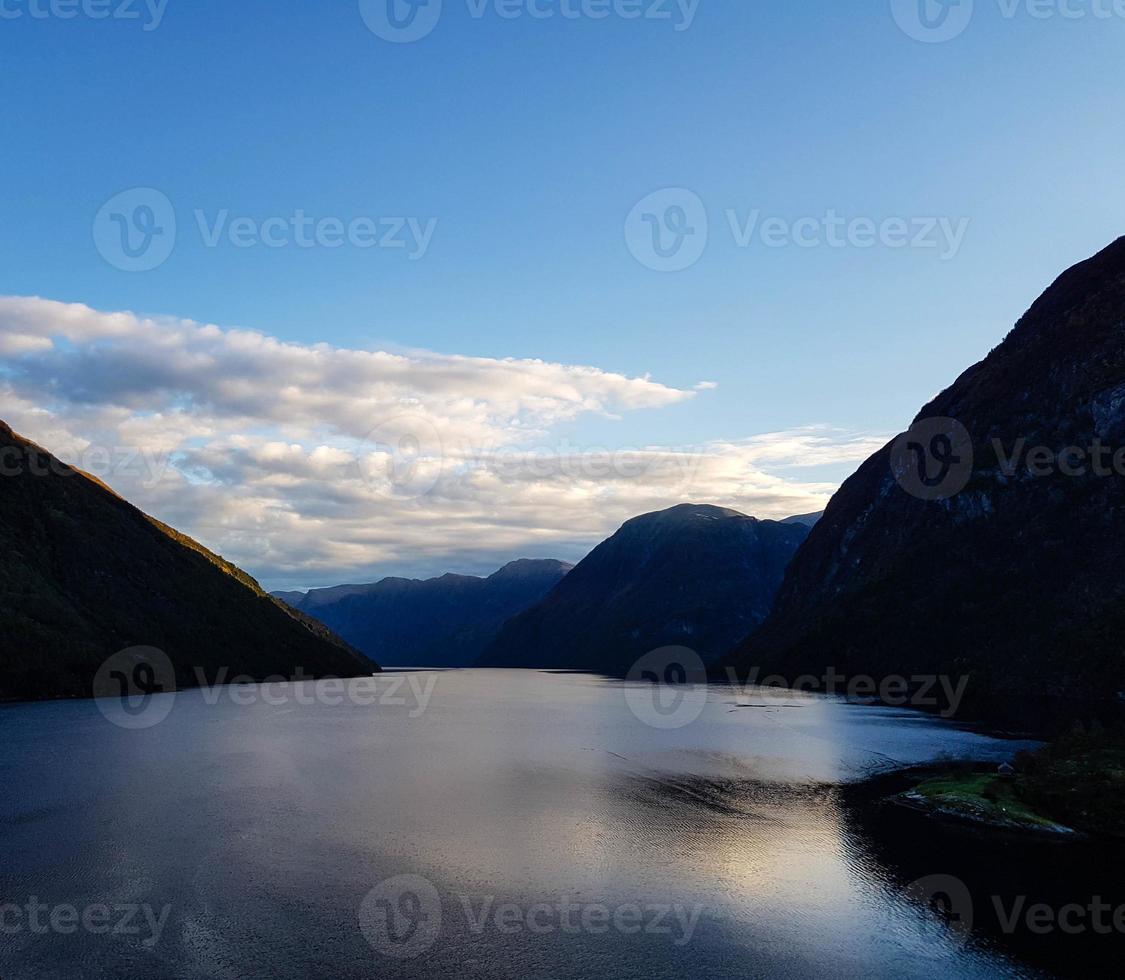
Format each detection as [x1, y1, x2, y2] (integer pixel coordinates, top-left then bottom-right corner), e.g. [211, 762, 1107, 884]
[728, 238, 1125, 705]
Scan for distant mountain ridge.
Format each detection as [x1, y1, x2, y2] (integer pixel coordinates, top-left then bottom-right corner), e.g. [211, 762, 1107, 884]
[477, 504, 811, 672]
[275, 559, 573, 667]
[729, 237, 1125, 708]
[782, 512, 824, 528]
[0, 419, 377, 703]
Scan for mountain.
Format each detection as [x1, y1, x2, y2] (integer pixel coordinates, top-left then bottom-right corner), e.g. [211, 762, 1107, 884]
[276, 559, 573, 667]
[271, 590, 308, 607]
[0, 420, 377, 702]
[782, 512, 824, 528]
[729, 238, 1125, 707]
[477, 504, 811, 672]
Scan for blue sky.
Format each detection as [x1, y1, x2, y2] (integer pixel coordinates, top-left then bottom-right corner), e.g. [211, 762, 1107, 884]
[1, 0, 1123, 587]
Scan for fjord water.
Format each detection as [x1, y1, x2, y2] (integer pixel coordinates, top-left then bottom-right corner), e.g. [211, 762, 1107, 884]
[0, 671, 1044, 979]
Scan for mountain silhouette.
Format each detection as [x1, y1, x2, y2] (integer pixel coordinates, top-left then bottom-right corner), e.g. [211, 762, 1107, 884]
[276, 559, 572, 667]
[478, 504, 810, 672]
[0, 420, 377, 702]
[729, 238, 1125, 708]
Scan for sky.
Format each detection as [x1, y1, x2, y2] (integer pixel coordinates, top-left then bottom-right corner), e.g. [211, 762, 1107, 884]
[0, 0, 1123, 590]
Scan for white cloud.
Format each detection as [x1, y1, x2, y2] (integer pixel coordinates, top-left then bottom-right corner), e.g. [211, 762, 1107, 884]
[0, 296, 883, 590]
[0, 332, 53, 356]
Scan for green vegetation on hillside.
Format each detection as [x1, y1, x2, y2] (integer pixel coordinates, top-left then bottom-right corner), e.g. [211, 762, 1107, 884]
[906, 772, 1067, 833]
[1017, 733, 1125, 838]
[898, 732, 1125, 838]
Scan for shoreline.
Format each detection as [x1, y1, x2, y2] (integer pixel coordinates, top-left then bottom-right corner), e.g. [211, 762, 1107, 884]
[848, 736, 1125, 842]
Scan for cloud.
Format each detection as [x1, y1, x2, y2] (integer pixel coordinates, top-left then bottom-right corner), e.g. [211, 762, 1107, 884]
[0, 332, 53, 356]
[0, 296, 883, 590]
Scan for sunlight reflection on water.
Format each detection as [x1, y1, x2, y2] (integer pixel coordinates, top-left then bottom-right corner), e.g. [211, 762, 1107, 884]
[0, 671, 1042, 979]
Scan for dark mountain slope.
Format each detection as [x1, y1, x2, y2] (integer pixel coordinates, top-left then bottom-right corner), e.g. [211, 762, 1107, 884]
[729, 237, 1125, 705]
[278, 559, 572, 667]
[0, 420, 376, 702]
[478, 504, 810, 672]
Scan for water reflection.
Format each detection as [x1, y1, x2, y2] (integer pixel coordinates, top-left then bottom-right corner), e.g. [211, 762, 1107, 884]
[0, 671, 1067, 978]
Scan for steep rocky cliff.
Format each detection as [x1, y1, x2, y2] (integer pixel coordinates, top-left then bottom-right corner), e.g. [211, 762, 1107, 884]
[729, 238, 1125, 705]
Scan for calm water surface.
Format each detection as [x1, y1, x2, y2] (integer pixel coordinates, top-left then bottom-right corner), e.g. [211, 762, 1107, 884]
[0, 670, 1058, 978]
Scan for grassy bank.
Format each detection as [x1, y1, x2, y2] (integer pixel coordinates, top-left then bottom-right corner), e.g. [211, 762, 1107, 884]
[896, 732, 1125, 839]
